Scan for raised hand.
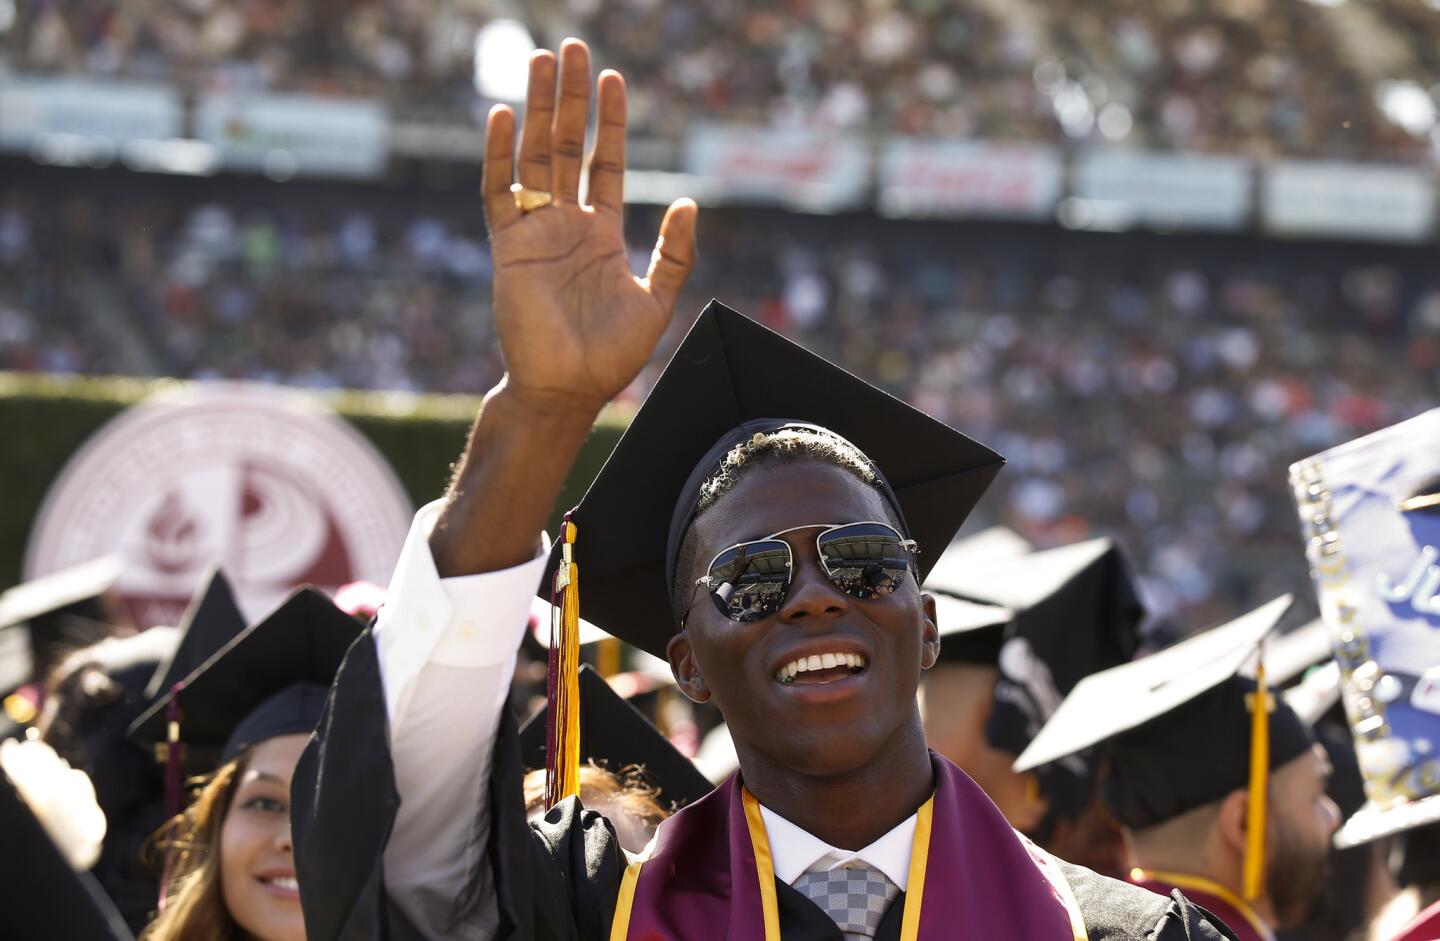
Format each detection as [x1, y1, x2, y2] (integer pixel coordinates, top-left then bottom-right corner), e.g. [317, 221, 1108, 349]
[481, 39, 699, 413]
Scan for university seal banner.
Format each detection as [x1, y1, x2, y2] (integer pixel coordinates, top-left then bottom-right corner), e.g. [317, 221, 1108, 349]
[1291, 407, 1440, 846]
[24, 382, 413, 628]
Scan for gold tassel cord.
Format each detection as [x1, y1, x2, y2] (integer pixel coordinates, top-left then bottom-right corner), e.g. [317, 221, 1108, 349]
[1243, 661, 1269, 901]
[547, 517, 583, 808]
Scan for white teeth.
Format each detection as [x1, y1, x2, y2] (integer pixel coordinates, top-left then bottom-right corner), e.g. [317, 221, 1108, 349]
[267, 877, 299, 890]
[774, 652, 869, 683]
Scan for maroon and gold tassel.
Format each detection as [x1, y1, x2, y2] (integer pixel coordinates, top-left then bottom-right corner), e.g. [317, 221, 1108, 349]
[546, 514, 582, 808]
[1243, 659, 1270, 901]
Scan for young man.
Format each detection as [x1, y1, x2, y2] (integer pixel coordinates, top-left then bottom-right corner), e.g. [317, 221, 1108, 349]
[290, 39, 1235, 940]
[1017, 598, 1341, 941]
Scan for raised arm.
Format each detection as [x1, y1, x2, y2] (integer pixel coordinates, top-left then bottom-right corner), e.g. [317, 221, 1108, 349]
[431, 39, 698, 577]
[365, 39, 697, 940]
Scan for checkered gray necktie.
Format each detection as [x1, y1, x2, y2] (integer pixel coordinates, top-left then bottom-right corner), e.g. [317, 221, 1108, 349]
[791, 862, 900, 939]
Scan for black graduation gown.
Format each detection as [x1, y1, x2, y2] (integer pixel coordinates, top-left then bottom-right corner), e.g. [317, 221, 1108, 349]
[293, 630, 1239, 941]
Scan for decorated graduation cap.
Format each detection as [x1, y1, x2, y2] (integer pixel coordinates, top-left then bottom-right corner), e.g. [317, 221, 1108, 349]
[1290, 406, 1440, 848]
[144, 566, 247, 701]
[1016, 595, 1311, 900]
[539, 300, 1003, 806]
[519, 665, 712, 810]
[1, 769, 134, 941]
[927, 538, 1145, 821]
[130, 587, 362, 817]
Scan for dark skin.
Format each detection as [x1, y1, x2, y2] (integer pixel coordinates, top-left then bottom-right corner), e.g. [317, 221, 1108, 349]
[668, 462, 943, 850]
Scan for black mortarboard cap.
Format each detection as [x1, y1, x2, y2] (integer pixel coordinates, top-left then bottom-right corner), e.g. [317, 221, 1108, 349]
[546, 301, 1005, 658]
[922, 526, 1029, 664]
[1262, 617, 1331, 688]
[1015, 596, 1314, 829]
[929, 538, 1145, 820]
[0, 557, 123, 690]
[144, 566, 247, 700]
[519, 665, 713, 809]
[129, 588, 361, 769]
[1, 771, 134, 940]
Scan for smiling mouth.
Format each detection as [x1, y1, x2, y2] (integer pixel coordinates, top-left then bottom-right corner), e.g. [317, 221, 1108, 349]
[775, 652, 868, 685]
[259, 875, 299, 893]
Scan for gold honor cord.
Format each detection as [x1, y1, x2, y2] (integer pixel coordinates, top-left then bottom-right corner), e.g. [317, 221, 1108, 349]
[1243, 661, 1269, 901]
[547, 518, 583, 808]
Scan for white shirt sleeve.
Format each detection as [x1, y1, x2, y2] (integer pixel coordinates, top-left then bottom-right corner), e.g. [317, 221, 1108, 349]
[374, 499, 549, 940]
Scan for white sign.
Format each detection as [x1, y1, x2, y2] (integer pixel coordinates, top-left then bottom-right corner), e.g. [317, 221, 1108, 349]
[684, 123, 868, 212]
[0, 77, 181, 152]
[25, 383, 413, 627]
[196, 93, 388, 179]
[1072, 150, 1252, 230]
[879, 140, 1061, 218]
[1263, 161, 1435, 242]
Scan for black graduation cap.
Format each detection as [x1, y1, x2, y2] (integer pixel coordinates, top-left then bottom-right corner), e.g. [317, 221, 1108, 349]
[1, 770, 134, 940]
[1262, 618, 1331, 688]
[144, 566, 247, 700]
[921, 526, 1029, 664]
[928, 538, 1145, 821]
[519, 665, 713, 810]
[0, 557, 124, 695]
[129, 588, 362, 771]
[1015, 595, 1312, 900]
[546, 300, 1005, 659]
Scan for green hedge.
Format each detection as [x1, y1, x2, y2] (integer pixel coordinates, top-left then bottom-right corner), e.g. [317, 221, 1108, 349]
[0, 372, 629, 591]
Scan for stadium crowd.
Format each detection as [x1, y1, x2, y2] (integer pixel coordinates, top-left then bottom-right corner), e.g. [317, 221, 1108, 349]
[3, 0, 1437, 160]
[3, 166, 1435, 630]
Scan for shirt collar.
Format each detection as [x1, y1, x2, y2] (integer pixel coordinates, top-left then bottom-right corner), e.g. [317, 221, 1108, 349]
[757, 803, 916, 890]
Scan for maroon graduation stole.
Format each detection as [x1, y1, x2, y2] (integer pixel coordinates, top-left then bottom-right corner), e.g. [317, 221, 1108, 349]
[612, 753, 1086, 940]
[1132, 871, 1272, 941]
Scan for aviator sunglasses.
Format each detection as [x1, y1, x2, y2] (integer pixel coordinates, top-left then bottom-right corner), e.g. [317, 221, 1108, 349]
[682, 522, 919, 626]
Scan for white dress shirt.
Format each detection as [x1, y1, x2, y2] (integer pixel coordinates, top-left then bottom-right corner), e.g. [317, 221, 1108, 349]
[374, 502, 921, 939]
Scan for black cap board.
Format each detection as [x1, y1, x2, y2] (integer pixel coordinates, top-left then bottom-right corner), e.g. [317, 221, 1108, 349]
[0, 557, 124, 692]
[921, 526, 1029, 664]
[129, 587, 361, 769]
[1014, 595, 1314, 829]
[145, 566, 248, 700]
[1261, 618, 1331, 688]
[1, 770, 134, 940]
[545, 300, 1005, 658]
[519, 665, 713, 809]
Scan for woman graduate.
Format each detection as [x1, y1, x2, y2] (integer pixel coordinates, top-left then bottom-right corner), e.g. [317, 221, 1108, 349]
[290, 39, 1237, 941]
[130, 588, 362, 941]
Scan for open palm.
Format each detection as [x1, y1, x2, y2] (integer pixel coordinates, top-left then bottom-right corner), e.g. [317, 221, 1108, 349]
[482, 41, 698, 411]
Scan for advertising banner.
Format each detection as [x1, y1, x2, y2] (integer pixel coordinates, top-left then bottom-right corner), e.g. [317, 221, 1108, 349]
[1263, 161, 1434, 242]
[197, 92, 388, 179]
[0, 77, 181, 152]
[1072, 150, 1252, 230]
[879, 140, 1061, 218]
[683, 122, 868, 213]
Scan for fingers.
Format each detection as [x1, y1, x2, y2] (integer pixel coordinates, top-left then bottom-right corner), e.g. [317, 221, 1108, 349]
[516, 51, 556, 192]
[482, 105, 518, 230]
[587, 70, 627, 214]
[644, 198, 699, 315]
[551, 39, 591, 204]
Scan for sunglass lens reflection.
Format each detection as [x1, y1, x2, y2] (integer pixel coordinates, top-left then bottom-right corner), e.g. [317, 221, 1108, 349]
[818, 524, 911, 599]
[707, 540, 791, 622]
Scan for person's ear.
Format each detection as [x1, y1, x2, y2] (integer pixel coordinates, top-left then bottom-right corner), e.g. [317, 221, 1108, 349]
[920, 592, 941, 669]
[667, 630, 712, 703]
[1216, 788, 1250, 857]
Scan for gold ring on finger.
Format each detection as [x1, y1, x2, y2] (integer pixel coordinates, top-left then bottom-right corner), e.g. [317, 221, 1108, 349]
[511, 184, 554, 214]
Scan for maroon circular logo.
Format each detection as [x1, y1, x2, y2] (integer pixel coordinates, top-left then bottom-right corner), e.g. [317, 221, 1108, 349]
[25, 383, 414, 626]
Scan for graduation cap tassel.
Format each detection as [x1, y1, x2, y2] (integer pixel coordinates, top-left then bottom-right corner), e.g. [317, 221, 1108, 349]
[1243, 660, 1269, 901]
[157, 682, 185, 912]
[546, 515, 582, 809]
